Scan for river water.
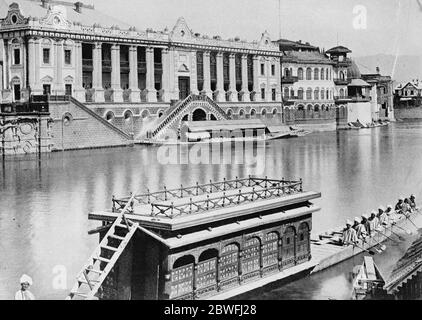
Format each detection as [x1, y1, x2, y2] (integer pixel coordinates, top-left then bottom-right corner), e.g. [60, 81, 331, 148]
[1, 121, 422, 300]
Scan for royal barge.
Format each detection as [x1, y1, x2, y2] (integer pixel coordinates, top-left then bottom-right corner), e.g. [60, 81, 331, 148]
[67, 176, 422, 300]
[68, 176, 321, 300]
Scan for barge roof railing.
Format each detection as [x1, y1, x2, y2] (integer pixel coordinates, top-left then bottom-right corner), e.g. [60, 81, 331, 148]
[112, 176, 304, 219]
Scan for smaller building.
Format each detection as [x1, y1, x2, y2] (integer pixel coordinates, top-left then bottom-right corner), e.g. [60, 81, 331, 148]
[384, 235, 422, 300]
[394, 80, 422, 108]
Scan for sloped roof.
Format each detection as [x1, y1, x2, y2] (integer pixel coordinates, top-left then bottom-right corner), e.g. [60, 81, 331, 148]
[384, 235, 422, 294]
[274, 38, 319, 52]
[398, 81, 422, 91]
[348, 78, 371, 87]
[284, 50, 332, 64]
[326, 46, 352, 54]
[0, 0, 132, 29]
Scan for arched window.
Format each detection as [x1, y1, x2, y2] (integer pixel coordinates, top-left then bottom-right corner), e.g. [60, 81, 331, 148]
[314, 104, 320, 112]
[250, 109, 256, 117]
[290, 88, 295, 98]
[196, 249, 218, 296]
[239, 109, 245, 118]
[314, 68, 319, 80]
[105, 111, 115, 122]
[261, 109, 267, 116]
[340, 88, 345, 98]
[326, 90, 329, 99]
[306, 68, 312, 80]
[326, 69, 329, 80]
[226, 109, 233, 119]
[321, 68, 325, 80]
[171, 255, 195, 299]
[314, 89, 319, 100]
[284, 68, 290, 77]
[306, 88, 312, 100]
[283, 87, 289, 98]
[321, 89, 325, 100]
[298, 88, 304, 100]
[340, 71, 345, 80]
[298, 68, 304, 80]
[307, 104, 313, 111]
[124, 110, 133, 121]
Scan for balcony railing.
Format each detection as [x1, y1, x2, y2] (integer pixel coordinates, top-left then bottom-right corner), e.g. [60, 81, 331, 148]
[282, 76, 299, 84]
[334, 95, 371, 103]
[334, 78, 349, 85]
[0, 101, 49, 114]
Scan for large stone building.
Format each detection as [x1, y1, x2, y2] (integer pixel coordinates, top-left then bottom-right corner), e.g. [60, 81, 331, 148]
[0, 0, 395, 154]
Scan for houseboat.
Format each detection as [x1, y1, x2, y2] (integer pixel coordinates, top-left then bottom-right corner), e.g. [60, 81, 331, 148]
[67, 176, 321, 300]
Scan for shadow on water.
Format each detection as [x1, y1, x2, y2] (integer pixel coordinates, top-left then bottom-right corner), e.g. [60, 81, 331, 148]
[1, 121, 422, 299]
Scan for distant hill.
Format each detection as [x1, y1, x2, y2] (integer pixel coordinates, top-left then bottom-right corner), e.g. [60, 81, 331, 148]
[354, 54, 422, 84]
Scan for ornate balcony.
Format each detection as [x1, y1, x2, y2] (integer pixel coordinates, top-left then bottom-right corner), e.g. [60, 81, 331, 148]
[334, 78, 349, 86]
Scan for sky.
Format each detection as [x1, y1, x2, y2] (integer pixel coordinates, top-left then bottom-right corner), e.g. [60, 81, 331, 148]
[89, 0, 422, 57]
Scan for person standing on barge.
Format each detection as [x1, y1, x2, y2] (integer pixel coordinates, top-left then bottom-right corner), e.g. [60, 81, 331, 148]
[410, 195, 418, 210]
[354, 216, 368, 240]
[368, 211, 379, 236]
[378, 206, 389, 226]
[395, 197, 404, 214]
[342, 220, 358, 246]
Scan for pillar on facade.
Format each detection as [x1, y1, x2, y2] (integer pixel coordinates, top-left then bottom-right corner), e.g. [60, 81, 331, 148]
[160, 48, 171, 102]
[202, 51, 212, 98]
[74, 41, 86, 102]
[253, 55, 261, 102]
[128, 46, 141, 103]
[111, 44, 123, 103]
[241, 54, 250, 102]
[215, 52, 225, 102]
[53, 40, 64, 95]
[275, 58, 282, 101]
[92, 42, 105, 103]
[265, 59, 271, 102]
[228, 53, 238, 102]
[145, 47, 157, 102]
[27, 38, 42, 95]
[169, 48, 178, 100]
[190, 50, 199, 95]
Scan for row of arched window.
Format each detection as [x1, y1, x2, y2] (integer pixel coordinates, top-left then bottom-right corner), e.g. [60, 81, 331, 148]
[169, 223, 311, 299]
[285, 67, 332, 81]
[284, 87, 334, 100]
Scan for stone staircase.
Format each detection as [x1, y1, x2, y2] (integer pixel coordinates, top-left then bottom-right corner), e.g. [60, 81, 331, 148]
[146, 94, 229, 142]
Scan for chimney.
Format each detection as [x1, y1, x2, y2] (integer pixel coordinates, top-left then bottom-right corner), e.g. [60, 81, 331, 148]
[75, 1, 83, 13]
[41, 0, 50, 9]
[376, 66, 380, 74]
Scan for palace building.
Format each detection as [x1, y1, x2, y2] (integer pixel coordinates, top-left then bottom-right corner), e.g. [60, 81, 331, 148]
[0, 0, 395, 154]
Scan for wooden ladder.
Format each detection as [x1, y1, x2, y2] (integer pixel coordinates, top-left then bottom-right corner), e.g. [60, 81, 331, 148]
[67, 193, 139, 300]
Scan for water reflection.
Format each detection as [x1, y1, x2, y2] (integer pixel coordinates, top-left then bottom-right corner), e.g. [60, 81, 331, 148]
[1, 122, 422, 299]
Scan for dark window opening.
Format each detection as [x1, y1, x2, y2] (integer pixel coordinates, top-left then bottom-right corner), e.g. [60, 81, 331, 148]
[43, 48, 50, 64]
[64, 49, 72, 65]
[13, 49, 20, 65]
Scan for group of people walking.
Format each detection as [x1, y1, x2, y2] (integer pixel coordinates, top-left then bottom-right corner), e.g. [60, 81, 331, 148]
[342, 195, 418, 246]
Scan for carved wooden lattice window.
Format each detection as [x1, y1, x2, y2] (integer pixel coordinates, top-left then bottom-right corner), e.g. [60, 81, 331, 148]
[219, 244, 239, 281]
[241, 237, 261, 274]
[262, 232, 279, 267]
[297, 223, 310, 261]
[196, 249, 218, 290]
[282, 227, 296, 267]
[171, 256, 194, 299]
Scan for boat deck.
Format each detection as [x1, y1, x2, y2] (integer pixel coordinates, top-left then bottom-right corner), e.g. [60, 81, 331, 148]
[206, 211, 422, 300]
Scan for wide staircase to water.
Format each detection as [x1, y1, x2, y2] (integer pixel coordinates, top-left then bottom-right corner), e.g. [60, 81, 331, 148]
[139, 94, 230, 142]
